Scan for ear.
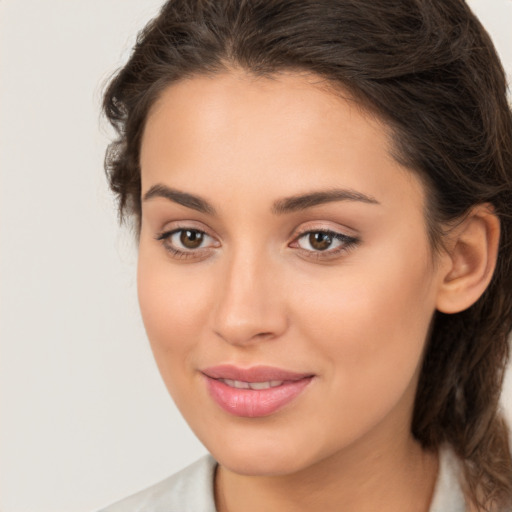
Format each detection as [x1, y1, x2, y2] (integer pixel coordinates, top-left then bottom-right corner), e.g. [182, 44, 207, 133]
[436, 204, 500, 314]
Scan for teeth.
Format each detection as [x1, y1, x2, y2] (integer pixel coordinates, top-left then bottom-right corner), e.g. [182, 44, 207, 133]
[219, 379, 284, 390]
[249, 380, 283, 390]
[223, 379, 250, 389]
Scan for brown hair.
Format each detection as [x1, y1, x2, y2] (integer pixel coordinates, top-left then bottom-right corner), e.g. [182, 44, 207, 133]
[103, 0, 512, 509]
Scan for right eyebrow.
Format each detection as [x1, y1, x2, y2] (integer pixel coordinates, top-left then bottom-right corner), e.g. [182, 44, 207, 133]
[142, 184, 217, 216]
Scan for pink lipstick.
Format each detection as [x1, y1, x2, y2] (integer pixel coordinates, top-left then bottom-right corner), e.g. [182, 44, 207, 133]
[201, 365, 314, 418]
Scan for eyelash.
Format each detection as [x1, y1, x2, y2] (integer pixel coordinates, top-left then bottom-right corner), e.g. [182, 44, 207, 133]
[155, 227, 359, 261]
[291, 229, 360, 260]
[155, 228, 217, 260]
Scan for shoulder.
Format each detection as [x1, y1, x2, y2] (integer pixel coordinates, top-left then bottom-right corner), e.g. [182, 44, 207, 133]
[429, 446, 466, 512]
[98, 455, 218, 512]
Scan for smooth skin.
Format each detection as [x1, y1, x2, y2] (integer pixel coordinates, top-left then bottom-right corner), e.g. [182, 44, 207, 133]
[137, 70, 499, 512]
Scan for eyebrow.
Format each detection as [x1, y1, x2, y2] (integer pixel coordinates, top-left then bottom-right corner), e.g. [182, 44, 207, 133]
[143, 184, 380, 215]
[271, 189, 380, 214]
[143, 184, 217, 215]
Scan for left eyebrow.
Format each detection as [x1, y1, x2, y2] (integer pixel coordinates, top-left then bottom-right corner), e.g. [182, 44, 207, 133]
[272, 189, 380, 214]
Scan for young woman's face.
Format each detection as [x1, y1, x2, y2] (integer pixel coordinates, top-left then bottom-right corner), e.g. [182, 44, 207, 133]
[138, 71, 447, 475]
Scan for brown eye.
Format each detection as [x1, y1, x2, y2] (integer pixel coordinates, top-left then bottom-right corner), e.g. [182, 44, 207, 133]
[157, 228, 217, 255]
[293, 229, 359, 257]
[308, 231, 333, 251]
[180, 229, 204, 249]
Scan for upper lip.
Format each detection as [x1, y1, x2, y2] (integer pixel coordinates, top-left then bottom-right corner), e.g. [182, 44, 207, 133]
[201, 364, 314, 383]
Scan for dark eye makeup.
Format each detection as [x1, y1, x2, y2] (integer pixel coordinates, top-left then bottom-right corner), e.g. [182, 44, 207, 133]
[155, 226, 359, 261]
[291, 229, 360, 260]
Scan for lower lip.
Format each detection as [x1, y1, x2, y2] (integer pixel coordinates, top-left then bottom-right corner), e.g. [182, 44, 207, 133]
[204, 376, 313, 418]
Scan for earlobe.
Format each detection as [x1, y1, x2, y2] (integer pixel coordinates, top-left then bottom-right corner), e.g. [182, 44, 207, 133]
[436, 204, 500, 314]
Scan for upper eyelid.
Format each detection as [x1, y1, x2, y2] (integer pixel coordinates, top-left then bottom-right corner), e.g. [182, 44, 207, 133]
[290, 224, 357, 240]
[296, 227, 344, 236]
[158, 220, 217, 237]
[155, 223, 358, 246]
[291, 229, 357, 246]
[291, 230, 360, 261]
[159, 227, 216, 242]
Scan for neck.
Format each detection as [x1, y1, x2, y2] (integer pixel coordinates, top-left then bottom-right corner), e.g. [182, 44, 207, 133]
[215, 432, 438, 512]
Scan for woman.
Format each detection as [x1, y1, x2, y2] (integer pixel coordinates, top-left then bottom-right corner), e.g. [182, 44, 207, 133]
[100, 0, 512, 510]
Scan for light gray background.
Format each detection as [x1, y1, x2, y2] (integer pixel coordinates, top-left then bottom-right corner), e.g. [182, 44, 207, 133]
[1, 1, 511, 511]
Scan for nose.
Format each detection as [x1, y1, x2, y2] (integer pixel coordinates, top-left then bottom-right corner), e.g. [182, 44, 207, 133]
[211, 249, 288, 346]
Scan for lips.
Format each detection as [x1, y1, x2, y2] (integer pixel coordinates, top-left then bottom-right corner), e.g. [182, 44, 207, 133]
[201, 365, 314, 418]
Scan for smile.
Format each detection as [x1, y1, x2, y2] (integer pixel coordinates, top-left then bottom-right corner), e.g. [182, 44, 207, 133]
[217, 379, 284, 390]
[201, 365, 314, 418]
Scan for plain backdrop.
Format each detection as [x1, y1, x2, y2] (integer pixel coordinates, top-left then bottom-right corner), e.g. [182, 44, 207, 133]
[1, 1, 511, 511]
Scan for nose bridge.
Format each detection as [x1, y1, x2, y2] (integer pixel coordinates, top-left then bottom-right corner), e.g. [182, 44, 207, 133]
[212, 243, 287, 345]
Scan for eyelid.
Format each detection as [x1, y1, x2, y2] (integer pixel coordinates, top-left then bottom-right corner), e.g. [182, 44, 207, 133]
[156, 219, 219, 241]
[289, 217, 359, 236]
[154, 220, 359, 261]
[289, 224, 360, 259]
[155, 222, 221, 260]
[156, 228, 216, 245]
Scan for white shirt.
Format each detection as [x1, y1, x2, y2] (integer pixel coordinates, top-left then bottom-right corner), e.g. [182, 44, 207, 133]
[99, 448, 465, 512]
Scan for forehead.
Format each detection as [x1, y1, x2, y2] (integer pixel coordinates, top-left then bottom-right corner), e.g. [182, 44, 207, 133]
[142, 70, 384, 155]
[140, 70, 425, 209]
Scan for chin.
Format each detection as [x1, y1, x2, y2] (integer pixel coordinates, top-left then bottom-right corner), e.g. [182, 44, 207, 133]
[216, 452, 308, 477]
[205, 433, 320, 477]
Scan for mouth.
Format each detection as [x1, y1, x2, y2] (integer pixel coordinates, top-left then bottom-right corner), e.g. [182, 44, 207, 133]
[216, 378, 285, 390]
[201, 365, 315, 418]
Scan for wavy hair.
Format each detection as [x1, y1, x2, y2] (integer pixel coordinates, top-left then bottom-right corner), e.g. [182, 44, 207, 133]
[103, 1, 512, 509]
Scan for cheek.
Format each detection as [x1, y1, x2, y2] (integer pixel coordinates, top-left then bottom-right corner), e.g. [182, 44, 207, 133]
[136, 246, 212, 370]
[293, 238, 437, 421]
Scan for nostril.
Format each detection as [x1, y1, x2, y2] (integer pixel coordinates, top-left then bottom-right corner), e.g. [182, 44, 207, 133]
[210, 267, 288, 345]
[213, 328, 277, 345]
